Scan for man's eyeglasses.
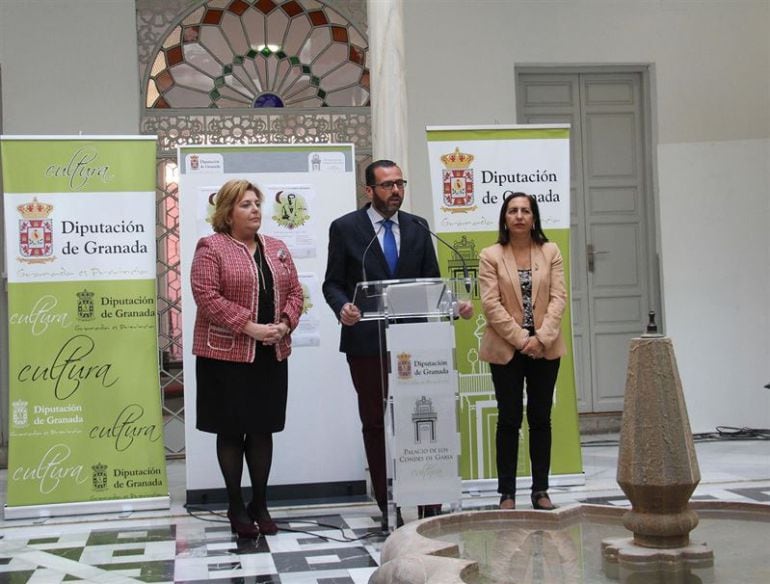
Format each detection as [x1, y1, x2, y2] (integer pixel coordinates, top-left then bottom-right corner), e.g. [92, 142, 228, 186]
[370, 180, 408, 190]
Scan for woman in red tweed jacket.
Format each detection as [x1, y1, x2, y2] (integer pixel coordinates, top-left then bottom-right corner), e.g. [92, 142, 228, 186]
[191, 179, 303, 538]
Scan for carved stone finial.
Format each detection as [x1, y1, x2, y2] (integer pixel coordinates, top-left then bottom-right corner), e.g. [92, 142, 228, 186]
[646, 310, 658, 334]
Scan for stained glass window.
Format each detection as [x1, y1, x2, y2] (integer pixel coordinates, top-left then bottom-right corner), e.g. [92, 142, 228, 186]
[147, 0, 369, 108]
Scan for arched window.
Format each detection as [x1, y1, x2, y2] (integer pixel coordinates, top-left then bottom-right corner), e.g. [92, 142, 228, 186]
[146, 0, 369, 109]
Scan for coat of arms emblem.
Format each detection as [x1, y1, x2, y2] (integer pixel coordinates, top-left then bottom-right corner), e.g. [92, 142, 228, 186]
[17, 197, 55, 263]
[77, 289, 95, 321]
[12, 400, 28, 427]
[440, 147, 477, 213]
[92, 462, 108, 491]
[397, 352, 413, 380]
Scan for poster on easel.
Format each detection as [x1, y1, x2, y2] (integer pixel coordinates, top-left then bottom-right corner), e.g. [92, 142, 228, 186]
[426, 125, 583, 489]
[1, 136, 168, 519]
[178, 144, 366, 504]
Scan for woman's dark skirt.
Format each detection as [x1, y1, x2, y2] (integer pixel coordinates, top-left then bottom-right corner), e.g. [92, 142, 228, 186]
[196, 344, 288, 434]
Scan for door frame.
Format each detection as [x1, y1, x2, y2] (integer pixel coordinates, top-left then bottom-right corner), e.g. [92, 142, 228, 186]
[514, 64, 663, 412]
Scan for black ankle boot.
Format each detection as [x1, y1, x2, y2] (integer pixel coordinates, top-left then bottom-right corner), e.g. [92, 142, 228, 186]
[531, 491, 556, 510]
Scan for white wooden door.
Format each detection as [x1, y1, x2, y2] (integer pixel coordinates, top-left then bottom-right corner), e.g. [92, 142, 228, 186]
[516, 70, 658, 412]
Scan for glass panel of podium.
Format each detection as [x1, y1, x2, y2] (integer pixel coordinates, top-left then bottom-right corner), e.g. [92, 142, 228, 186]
[353, 278, 468, 531]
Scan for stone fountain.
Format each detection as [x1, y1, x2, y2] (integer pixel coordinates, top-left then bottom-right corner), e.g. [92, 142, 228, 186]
[370, 313, 770, 584]
[601, 312, 714, 581]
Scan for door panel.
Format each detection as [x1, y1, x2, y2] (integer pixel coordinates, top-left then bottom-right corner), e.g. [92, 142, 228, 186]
[594, 332, 635, 405]
[590, 223, 640, 287]
[581, 74, 649, 411]
[586, 114, 637, 177]
[584, 79, 635, 104]
[590, 186, 638, 214]
[523, 79, 575, 106]
[517, 70, 655, 413]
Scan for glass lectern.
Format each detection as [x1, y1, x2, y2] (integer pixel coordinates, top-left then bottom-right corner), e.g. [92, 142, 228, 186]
[352, 278, 466, 530]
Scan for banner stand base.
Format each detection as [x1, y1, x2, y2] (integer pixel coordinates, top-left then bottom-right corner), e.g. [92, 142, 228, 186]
[4, 495, 171, 520]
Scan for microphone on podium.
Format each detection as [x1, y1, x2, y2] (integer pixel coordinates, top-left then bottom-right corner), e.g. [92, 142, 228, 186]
[360, 220, 385, 288]
[415, 219, 472, 294]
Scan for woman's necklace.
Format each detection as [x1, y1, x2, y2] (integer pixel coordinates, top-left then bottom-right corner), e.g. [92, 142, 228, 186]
[512, 242, 531, 269]
[255, 243, 266, 290]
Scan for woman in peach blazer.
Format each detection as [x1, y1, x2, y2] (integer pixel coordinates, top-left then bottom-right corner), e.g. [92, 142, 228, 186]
[479, 192, 566, 511]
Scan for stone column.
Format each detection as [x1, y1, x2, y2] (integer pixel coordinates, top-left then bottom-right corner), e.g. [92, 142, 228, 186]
[367, 0, 410, 208]
[602, 320, 713, 582]
[616, 333, 701, 548]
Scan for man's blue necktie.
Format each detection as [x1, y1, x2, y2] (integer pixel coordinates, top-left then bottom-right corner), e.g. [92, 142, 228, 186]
[381, 219, 398, 276]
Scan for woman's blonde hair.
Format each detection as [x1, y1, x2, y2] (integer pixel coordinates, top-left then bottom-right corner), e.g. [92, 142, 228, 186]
[210, 179, 263, 234]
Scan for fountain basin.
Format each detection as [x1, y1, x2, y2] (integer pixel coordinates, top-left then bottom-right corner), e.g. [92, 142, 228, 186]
[371, 502, 770, 583]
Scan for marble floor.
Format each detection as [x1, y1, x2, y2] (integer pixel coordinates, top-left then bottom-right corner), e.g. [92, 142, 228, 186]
[1, 435, 768, 583]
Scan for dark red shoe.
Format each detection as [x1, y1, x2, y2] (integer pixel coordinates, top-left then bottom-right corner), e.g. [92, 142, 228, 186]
[247, 502, 279, 535]
[227, 510, 260, 539]
[256, 517, 279, 535]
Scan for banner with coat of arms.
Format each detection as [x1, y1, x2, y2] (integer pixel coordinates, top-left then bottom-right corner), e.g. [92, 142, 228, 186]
[1, 136, 168, 518]
[426, 125, 583, 487]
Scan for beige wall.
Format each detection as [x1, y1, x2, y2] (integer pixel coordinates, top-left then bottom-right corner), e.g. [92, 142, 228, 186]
[403, 0, 770, 209]
[402, 0, 770, 432]
[658, 138, 769, 431]
[0, 0, 140, 134]
[402, 0, 769, 145]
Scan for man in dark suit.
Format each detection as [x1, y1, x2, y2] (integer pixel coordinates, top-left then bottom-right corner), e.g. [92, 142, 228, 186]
[323, 160, 471, 528]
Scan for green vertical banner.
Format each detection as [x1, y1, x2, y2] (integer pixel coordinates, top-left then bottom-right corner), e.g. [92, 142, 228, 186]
[1, 136, 169, 518]
[426, 125, 583, 487]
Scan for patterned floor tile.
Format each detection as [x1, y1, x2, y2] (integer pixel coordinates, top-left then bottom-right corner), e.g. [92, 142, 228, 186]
[2, 481, 769, 584]
[727, 486, 770, 502]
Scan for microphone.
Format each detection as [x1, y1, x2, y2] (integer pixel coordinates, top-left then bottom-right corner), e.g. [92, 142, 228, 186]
[360, 220, 385, 287]
[415, 219, 472, 293]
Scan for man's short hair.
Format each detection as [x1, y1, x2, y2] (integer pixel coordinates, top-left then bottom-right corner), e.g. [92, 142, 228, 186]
[365, 159, 398, 186]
